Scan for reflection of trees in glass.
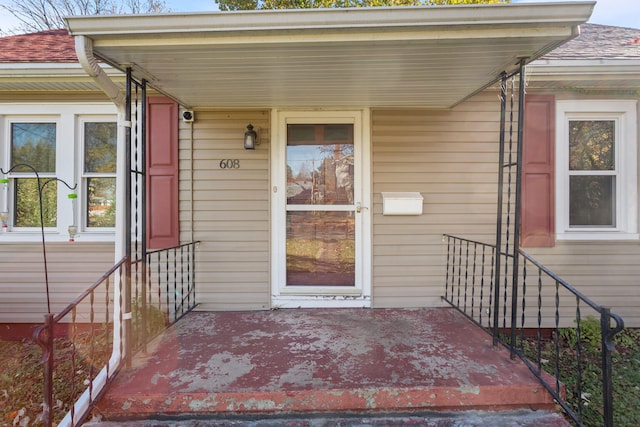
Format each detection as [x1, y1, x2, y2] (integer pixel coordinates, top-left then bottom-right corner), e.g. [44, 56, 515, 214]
[569, 120, 614, 171]
[287, 124, 354, 205]
[84, 122, 117, 228]
[568, 120, 616, 227]
[570, 176, 614, 227]
[87, 178, 116, 227]
[15, 179, 57, 227]
[11, 123, 57, 226]
[11, 123, 57, 172]
[84, 122, 117, 173]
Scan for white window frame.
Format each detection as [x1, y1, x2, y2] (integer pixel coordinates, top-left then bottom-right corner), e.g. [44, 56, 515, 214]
[555, 100, 638, 241]
[78, 116, 117, 233]
[0, 103, 117, 243]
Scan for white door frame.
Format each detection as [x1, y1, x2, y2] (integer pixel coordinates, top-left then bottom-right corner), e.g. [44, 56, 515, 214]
[270, 109, 371, 308]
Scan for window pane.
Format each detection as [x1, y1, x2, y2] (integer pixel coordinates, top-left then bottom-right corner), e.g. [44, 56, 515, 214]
[569, 120, 615, 171]
[87, 177, 116, 227]
[15, 179, 57, 227]
[85, 122, 117, 173]
[11, 123, 56, 172]
[287, 124, 354, 205]
[286, 211, 355, 286]
[569, 175, 615, 227]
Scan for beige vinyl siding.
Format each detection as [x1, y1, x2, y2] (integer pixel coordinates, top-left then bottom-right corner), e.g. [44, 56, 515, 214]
[372, 91, 640, 327]
[0, 242, 115, 323]
[179, 110, 270, 311]
[371, 92, 501, 308]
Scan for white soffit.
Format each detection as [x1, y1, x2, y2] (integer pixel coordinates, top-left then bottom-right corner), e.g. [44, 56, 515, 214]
[65, 2, 595, 108]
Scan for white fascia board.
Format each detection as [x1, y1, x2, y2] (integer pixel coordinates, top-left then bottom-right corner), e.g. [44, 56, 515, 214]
[65, 2, 595, 38]
[528, 59, 640, 80]
[0, 62, 121, 78]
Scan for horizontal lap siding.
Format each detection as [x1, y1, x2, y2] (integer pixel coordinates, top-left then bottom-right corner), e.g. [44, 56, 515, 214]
[0, 243, 115, 323]
[371, 92, 501, 308]
[524, 243, 640, 327]
[179, 110, 270, 311]
[372, 91, 640, 328]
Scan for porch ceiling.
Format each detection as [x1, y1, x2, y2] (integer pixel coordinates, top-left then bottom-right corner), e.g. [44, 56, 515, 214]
[65, 2, 595, 109]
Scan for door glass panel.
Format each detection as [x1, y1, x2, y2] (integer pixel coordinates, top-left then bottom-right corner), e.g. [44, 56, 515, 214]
[286, 123, 356, 288]
[286, 211, 355, 286]
[287, 124, 354, 205]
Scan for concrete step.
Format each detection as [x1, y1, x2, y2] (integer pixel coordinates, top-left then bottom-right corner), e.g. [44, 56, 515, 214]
[94, 309, 557, 420]
[84, 409, 571, 426]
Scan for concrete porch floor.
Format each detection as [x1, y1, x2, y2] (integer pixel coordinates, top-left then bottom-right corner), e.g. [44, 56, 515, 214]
[95, 308, 562, 422]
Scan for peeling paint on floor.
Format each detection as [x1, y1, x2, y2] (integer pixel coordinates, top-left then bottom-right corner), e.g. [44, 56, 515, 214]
[96, 308, 558, 419]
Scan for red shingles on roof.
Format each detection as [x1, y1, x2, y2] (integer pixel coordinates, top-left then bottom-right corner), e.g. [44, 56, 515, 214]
[0, 29, 77, 63]
[543, 23, 640, 60]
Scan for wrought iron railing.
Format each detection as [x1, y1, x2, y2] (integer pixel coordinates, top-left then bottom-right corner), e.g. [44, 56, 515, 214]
[33, 241, 199, 427]
[131, 241, 200, 353]
[443, 234, 625, 427]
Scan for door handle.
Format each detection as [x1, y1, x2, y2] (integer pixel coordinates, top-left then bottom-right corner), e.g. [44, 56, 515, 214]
[356, 202, 368, 213]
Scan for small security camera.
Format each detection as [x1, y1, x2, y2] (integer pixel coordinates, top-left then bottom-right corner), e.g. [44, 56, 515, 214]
[182, 110, 194, 123]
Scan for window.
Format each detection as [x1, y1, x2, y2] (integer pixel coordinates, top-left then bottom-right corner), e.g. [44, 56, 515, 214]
[82, 120, 117, 229]
[556, 100, 638, 240]
[0, 104, 117, 242]
[10, 121, 58, 228]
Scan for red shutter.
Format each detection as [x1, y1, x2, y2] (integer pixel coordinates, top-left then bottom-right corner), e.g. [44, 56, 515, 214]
[146, 96, 179, 249]
[521, 94, 555, 248]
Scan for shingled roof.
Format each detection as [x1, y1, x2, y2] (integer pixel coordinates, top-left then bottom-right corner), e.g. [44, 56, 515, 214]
[0, 29, 77, 63]
[542, 23, 640, 60]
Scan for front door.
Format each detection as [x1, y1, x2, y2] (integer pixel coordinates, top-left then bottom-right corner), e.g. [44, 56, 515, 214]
[271, 110, 371, 308]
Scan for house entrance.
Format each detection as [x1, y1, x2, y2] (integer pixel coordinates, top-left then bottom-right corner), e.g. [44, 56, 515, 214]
[271, 110, 371, 308]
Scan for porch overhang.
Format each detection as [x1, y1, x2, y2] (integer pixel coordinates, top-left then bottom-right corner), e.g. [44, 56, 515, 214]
[65, 2, 594, 109]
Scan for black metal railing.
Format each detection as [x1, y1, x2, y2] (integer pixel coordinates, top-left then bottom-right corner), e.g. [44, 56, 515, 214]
[33, 241, 199, 427]
[443, 234, 625, 427]
[131, 241, 200, 353]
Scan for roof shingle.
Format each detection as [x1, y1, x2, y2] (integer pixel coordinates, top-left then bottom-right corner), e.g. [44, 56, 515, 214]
[0, 29, 77, 63]
[543, 23, 640, 60]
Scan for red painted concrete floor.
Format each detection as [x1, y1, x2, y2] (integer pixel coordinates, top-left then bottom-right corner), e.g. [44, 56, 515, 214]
[95, 308, 562, 422]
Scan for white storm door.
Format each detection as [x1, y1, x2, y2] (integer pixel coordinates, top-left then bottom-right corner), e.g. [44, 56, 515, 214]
[271, 110, 371, 308]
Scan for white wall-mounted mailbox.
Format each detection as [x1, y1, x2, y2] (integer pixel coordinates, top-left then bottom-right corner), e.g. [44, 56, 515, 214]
[381, 192, 423, 215]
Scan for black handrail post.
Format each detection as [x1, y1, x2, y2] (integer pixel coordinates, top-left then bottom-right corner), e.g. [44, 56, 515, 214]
[140, 80, 148, 350]
[493, 72, 508, 344]
[509, 58, 527, 358]
[41, 313, 54, 427]
[601, 307, 615, 427]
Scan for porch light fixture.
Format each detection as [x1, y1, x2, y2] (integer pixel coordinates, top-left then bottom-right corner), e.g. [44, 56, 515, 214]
[244, 124, 258, 150]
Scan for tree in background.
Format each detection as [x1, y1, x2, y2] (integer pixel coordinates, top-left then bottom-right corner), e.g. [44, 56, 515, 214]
[216, 0, 508, 11]
[2, 0, 168, 33]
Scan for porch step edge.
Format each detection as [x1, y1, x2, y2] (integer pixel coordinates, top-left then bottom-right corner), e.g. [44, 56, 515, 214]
[96, 383, 555, 418]
[85, 409, 571, 426]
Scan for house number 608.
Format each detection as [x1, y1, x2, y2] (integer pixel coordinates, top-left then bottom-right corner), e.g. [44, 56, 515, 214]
[219, 159, 240, 169]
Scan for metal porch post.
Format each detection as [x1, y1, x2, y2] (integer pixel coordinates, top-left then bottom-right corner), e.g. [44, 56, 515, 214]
[140, 80, 148, 351]
[509, 59, 527, 357]
[493, 72, 508, 344]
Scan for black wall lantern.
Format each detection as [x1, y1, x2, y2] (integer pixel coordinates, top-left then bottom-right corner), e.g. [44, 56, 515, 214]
[244, 124, 258, 150]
